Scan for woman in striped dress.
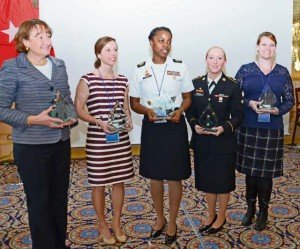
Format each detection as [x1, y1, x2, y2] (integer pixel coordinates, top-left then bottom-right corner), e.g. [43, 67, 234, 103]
[75, 36, 134, 245]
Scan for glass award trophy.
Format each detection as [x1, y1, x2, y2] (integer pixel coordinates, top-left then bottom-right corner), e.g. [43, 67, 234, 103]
[50, 90, 74, 122]
[107, 101, 128, 132]
[259, 86, 277, 110]
[149, 93, 175, 122]
[198, 103, 218, 132]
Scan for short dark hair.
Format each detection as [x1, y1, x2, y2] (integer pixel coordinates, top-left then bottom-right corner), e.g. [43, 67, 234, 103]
[14, 19, 52, 53]
[148, 27, 172, 40]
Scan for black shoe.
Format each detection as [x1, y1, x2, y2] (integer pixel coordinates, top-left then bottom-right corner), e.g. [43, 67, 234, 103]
[165, 226, 177, 245]
[255, 210, 268, 231]
[242, 204, 256, 226]
[206, 218, 226, 234]
[150, 218, 166, 238]
[198, 214, 218, 233]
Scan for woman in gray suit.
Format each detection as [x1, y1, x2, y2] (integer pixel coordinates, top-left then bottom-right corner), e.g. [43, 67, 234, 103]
[0, 19, 77, 249]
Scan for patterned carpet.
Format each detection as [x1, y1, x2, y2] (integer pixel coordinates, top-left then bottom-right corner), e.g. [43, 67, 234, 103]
[0, 146, 299, 249]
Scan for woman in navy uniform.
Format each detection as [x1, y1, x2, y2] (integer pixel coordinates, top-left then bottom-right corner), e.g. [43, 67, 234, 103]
[186, 46, 243, 234]
[130, 27, 193, 245]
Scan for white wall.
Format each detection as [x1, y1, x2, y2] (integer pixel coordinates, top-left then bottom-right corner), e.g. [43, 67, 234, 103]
[40, 0, 293, 147]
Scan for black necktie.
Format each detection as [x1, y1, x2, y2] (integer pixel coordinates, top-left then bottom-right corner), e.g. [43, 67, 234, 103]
[209, 81, 216, 90]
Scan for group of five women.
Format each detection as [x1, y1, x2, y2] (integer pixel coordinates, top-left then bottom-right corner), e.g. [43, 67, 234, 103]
[0, 19, 294, 248]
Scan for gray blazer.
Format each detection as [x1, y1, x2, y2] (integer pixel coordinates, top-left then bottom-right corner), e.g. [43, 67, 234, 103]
[0, 52, 77, 144]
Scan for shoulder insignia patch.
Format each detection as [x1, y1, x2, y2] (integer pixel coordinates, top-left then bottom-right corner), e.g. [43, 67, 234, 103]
[173, 59, 182, 63]
[137, 61, 146, 68]
[193, 74, 205, 80]
[226, 75, 237, 83]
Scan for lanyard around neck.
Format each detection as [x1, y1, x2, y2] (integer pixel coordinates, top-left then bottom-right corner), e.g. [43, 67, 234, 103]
[98, 68, 115, 109]
[258, 63, 273, 90]
[151, 64, 168, 96]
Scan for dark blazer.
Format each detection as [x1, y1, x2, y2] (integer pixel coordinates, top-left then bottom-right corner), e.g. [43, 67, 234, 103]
[186, 73, 243, 154]
[0, 52, 77, 144]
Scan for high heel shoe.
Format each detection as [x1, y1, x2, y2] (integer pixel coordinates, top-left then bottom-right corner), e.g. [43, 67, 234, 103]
[111, 220, 127, 243]
[115, 233, 127, 243]
[206, 218, 226, 234]
[150, 217, 167, 238]
[102, 235, 116, 245]
[198, 214, 218, 233]
[165, 225, 177, 245]
[98, 223, 116, 245]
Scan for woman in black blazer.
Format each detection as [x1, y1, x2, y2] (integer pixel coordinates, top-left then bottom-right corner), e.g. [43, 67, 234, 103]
[186, 46, 243, 234]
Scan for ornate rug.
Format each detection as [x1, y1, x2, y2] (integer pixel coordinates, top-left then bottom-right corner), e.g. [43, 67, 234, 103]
[0, 146, 299, 248]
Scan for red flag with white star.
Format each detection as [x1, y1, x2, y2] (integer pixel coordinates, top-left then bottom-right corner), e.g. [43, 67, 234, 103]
[0, 0, 39, 67]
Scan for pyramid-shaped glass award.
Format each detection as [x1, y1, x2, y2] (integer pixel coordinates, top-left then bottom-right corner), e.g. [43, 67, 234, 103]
[198, 103, 218, 132]
[150, 93, 175, 121]
[259, 86, 277, 110]
[50, 90, 73, 122]
[107, 101, 127, 132]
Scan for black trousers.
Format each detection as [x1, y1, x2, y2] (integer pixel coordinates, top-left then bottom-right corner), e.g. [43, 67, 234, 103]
[14, 139, 71, 249]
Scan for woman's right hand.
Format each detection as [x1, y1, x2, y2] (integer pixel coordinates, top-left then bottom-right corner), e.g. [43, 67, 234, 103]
[28, 106, 64, 128]
[248, 100, 262, 113]
[195, 124, 211, 135]
[95, 119, 115, 133]
[147, 109, 157, 121]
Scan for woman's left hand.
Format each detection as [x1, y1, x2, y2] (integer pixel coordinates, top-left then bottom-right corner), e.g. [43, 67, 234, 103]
[210, 126, 224, 136]
[126, 118, 133, 132]
[167, 109, 182, 123]
[62, 118, 77, 127]
[257, 107, 279, 115]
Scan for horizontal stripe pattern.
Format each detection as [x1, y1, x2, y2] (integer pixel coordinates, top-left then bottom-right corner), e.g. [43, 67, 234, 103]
[82, 73, 134, 186]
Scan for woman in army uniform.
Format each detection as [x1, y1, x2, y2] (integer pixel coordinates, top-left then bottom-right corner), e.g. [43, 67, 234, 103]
[186, 46, 243, 234]
[129, 27, 193, 245]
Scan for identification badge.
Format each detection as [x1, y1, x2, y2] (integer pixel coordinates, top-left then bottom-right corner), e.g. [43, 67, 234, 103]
[106, 132, 119, 143]
[258, 113, 270, 123]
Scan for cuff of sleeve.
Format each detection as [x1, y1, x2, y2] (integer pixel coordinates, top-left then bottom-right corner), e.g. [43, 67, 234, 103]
[189, 118, 198, 129]
[222, 121, 234, 134]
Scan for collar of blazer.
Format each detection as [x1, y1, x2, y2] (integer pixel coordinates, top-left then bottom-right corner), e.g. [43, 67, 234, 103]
[16, 52, 65, 88]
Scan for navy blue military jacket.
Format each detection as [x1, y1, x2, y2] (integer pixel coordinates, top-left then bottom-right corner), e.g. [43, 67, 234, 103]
[186, 73, 243, 154]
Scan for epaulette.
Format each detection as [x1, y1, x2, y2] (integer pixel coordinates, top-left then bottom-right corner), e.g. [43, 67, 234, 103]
[172, 59, 182, 63]
[194, 74, 205, 80]
[226, 75, 237, 83]
[137, 61, 146, 68]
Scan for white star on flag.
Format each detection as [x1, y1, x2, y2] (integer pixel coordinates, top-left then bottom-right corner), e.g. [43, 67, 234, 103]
[1, 21, 19, 43]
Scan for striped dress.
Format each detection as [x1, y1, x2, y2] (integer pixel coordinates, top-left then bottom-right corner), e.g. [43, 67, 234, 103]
[81, 73, 134, 186]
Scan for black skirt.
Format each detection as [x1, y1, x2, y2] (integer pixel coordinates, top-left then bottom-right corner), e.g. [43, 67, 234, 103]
[236, 126, 284, 178]
[193, 152, 236, 193]
[139, 115, 191, 181]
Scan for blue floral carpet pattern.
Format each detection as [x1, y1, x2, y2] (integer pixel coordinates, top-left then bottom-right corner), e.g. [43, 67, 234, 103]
[0, 146, 299, 248]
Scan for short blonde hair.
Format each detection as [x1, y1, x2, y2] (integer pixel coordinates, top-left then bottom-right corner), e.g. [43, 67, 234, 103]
[205, 46, 227, 61]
